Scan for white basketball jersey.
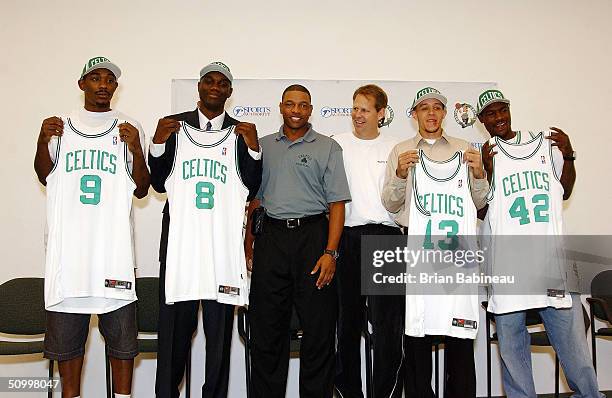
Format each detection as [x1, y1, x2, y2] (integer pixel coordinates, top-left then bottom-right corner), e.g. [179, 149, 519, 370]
[164, 122, 249, 306]
[485, 132, 572, 314]
[405, 151, 479, 339]
[45, 116, 137, 314]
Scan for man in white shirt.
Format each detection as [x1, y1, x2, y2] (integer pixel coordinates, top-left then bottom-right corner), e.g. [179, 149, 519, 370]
[333, 85, 404, 398]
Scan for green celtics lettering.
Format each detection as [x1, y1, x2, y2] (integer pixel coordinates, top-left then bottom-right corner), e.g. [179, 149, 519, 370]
[182, 158, 227, 184]
[502, 170, 549, 196]
[65, 149, 117, 174]
[417, 193, 464, 217]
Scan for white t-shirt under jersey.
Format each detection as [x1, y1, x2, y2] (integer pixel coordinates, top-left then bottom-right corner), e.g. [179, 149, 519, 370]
[48, 108, 146, 169]
[333, 132, 401, 227]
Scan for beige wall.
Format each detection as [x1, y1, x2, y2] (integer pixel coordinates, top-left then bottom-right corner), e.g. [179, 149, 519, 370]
[1, 0, 610, 396]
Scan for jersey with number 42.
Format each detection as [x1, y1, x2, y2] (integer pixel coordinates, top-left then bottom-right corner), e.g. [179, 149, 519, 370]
[485, 132, 571, 314]
[45, 116, 137, 314]
[164, 122, 249, 306]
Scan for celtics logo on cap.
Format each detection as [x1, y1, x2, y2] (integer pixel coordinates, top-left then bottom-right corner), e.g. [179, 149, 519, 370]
[412, 87, 441, 107]
[210, 61, 231, 73]
[454, 102, 477, 129]
[82, 56, 110, 75]
[476, 89, 509, 115]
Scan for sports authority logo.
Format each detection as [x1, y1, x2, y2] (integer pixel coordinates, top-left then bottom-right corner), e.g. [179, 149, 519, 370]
[233, 106, 272, 118]
[320, 106, 351, 118]
[405, 107, 414, 119]
[454, 103, 477, 128]
[380, 105, 395, 127]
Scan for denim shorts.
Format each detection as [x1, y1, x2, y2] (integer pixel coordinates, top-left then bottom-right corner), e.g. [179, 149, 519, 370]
[44, 302, 138, 361]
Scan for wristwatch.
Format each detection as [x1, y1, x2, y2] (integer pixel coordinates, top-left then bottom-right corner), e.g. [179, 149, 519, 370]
[563, 151, 576, 161]
[324, 249, 340, 260]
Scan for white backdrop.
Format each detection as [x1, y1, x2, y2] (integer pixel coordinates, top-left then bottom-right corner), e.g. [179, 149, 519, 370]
[171, 79, 496, 143]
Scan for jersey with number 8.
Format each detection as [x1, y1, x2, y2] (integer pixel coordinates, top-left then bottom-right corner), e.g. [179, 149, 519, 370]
[164, 122, 249, 306]
[45, 116, 137, 313]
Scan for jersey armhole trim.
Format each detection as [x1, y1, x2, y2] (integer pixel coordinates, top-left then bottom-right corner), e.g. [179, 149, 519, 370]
[124, 141, 137, 186]
[48, 136, 62, 176]
[165, 129, 179, 183]
[411, 166, 430, 217]
[465, 160, 473, 193]
[485, 148, 495, 203]
[548, 134, 562, 182]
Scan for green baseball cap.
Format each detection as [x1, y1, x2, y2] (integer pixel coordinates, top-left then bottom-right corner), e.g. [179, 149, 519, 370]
[80, 56, 121, 80]
[199, 61, 233, 83]
[476, 89, 510, 115]
[411, 87, 447, 111]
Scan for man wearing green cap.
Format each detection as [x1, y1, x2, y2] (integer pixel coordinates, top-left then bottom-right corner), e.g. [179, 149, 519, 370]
[149, 61, 261, 398]
[477, 90, 602, 398]
[34, 56, 149, 398]
[382, 86, 487, 397]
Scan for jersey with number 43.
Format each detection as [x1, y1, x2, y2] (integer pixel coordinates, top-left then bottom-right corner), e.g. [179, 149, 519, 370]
[485, 132, 571, 314]
[164, 122, 249, 306]
[405, 150, 480, 339]
[45, 116, 137, 314]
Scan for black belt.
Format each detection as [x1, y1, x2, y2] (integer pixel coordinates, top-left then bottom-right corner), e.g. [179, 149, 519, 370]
[264, 213, 326, 229]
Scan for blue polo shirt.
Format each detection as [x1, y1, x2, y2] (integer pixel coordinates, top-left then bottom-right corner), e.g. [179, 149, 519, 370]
[257, 125, 351, 219]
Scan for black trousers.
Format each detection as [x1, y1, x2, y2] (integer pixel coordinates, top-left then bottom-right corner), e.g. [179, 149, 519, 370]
[249, 216, 337, 398]
[404, 335, 476, 398]
[335, 224, 405, 398]
[155, 211, 235, 398]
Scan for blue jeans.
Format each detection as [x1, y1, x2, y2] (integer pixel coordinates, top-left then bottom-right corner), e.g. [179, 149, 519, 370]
[494, 293, 602, 398]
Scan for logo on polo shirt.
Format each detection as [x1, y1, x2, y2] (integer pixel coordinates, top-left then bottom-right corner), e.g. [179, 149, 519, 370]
[297, 154, 312, 167]
[454, 102, 476, 128]
[320, 106, 351, 118]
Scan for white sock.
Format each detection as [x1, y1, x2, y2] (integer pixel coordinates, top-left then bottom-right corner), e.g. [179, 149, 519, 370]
[115, 394, 131, 398]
